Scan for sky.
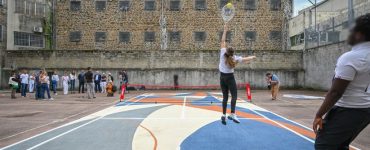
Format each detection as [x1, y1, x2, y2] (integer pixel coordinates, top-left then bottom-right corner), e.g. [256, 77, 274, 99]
[294, 0, 324, 16]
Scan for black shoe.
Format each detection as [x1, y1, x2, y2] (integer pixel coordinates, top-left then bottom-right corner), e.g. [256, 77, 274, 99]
[221, 116, 226, 125]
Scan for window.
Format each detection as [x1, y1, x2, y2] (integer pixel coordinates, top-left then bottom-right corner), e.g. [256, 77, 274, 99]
[170, 0, 180, 11]
[119, 1, 130, 11]
[195, 0, 206, 10]
[245, 31, 256, 41]
[0, 0, 4, 6]
[290, 33, 304, 46]
[219, 0, 228, 9]
[144, 1, 155, 11]
[270, 31, 281, 41]
[194, 32, 206, 42]
[70, 31, 82, 42]
[144, 32, 155, 42]
[70, 1, 81, 11]
[169, 31, 181, 42]
[119, 32, 130, 43]
[14, 32, 44, 47]
[270, 0, 281, 11]
[245, 0, 256, 10]
[26, 1, 35, 15]
[95, 32, 107, 42]
[219, 31, 232, 42]
[96, 1, 106, 12]
[0, 25, 3, 42]
[36, 3, 45, 16]
[15, 0, 25, 13]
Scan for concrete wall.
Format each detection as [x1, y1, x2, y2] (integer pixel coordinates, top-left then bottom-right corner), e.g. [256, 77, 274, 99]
[303, 41, 350, 90]
[2, 49, 304, 89]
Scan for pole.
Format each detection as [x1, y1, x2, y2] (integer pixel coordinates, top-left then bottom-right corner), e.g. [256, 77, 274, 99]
[348, 0, 354, 26]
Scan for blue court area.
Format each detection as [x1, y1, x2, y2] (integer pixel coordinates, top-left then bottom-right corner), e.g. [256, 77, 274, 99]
[1, 92, 322, 150]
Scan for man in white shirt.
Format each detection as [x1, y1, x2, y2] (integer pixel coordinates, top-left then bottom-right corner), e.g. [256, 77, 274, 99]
[20, 70, 29, 97]
[313, 14, 370, 150]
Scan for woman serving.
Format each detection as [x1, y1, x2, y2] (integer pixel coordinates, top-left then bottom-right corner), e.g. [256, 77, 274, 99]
[219, 24, 256, 125]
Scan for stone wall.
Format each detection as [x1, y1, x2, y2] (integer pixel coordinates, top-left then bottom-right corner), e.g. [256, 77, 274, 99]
[56, 0, 288, 51]
[2, 49, 303, 89]
[303, 42, 350, 90]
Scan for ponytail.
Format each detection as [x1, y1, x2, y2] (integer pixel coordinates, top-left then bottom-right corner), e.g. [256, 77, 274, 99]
[224, 47, 237, 68]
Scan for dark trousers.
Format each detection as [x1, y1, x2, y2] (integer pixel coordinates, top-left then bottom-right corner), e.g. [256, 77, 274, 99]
[315, 106, 370, 150]
[94, 81, 101, 93]
[21, 83, 27, 97]
[79, 82, 85, 93]
[70, 80, 75, 92]
[52, 80, 57, 94]
[35, 84, 42, 99]
[41, 83, 51, 99]
[220, 72, 238, 115]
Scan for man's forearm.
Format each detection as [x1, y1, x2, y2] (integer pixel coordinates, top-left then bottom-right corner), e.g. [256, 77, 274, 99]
[316, 91, 342, 117]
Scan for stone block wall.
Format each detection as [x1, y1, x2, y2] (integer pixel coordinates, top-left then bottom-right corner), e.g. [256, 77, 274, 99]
[56, 0, 287, 51]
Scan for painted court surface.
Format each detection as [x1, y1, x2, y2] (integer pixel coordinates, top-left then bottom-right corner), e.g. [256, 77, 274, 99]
[0, 92, 355, 150]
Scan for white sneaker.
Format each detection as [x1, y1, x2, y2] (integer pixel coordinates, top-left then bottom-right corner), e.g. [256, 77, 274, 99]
[228, 114, 240, 124]
[49, 98, 54, 100]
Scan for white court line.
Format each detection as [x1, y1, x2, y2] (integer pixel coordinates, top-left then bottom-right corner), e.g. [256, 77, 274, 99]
[181, 96, 187, 119]
[101, 117, 266, 120]
[211, 95, 315, 143]
[1, 94, 148, 150]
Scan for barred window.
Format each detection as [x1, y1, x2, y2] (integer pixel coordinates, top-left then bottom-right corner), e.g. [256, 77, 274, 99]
[36, 3, 45, 16]
[170, 0, 180, 11]
[30, 34, 44, 47]
[119, 32, 131, 43]
[195, 0, 206, 10]
[169, 31, 181, 42]
[245, 31, 256, 41]
[270, 31, 281, 41]
[270, 0, 281, 11]
[219, 0, 228, 9]
[119, 1, 130, 11]
[95, 32, 107, 42]
[15, 0, 25, 13]
[245, 0, 256, 10]
[194, 32, 206, 42]
[14, 32, 44, 47]
[219, 31, 232, 42]
[144, 32, 155, 42]
[96, 1, 106, 12]
[144, 1, 155, 11]
[70, 31, 81, 42]
[70, 1, 81, 11]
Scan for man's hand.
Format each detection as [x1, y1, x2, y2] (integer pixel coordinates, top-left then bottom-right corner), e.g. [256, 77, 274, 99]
[313, 116, 323, 134]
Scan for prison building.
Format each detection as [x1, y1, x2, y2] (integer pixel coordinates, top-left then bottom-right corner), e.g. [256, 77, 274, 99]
[56, 0, 289, 51]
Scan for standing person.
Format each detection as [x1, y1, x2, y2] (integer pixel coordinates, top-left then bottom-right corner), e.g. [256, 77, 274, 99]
[94, 71, 102, 93]
[219, 24, 256, 125]
[313, 14, 370, 150]
[16, 73, 21, 93]
[122, 70, 129, 93]
[9, 72, 19, 99]
[41, 71, 53, 100]
[266, 73, 280, 100]
[29, 73, 35, 93]
[101, 73, 107, 93]
[107, 72, 114, 83]
[84, 67, 95, 99]
[62, 72, 70, 95]
[69, 71, 77, 93]
[51, 71, 59, 95]
[78, 70, 85, 93]
[20, 70, 29, 97]
[35, 71, 43, 100]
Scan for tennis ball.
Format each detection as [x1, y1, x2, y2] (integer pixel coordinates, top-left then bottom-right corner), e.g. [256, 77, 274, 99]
[226, 3, 233, 8]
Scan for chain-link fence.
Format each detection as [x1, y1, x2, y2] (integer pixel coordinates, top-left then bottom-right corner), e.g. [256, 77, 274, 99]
[303, 0, 370, 49]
